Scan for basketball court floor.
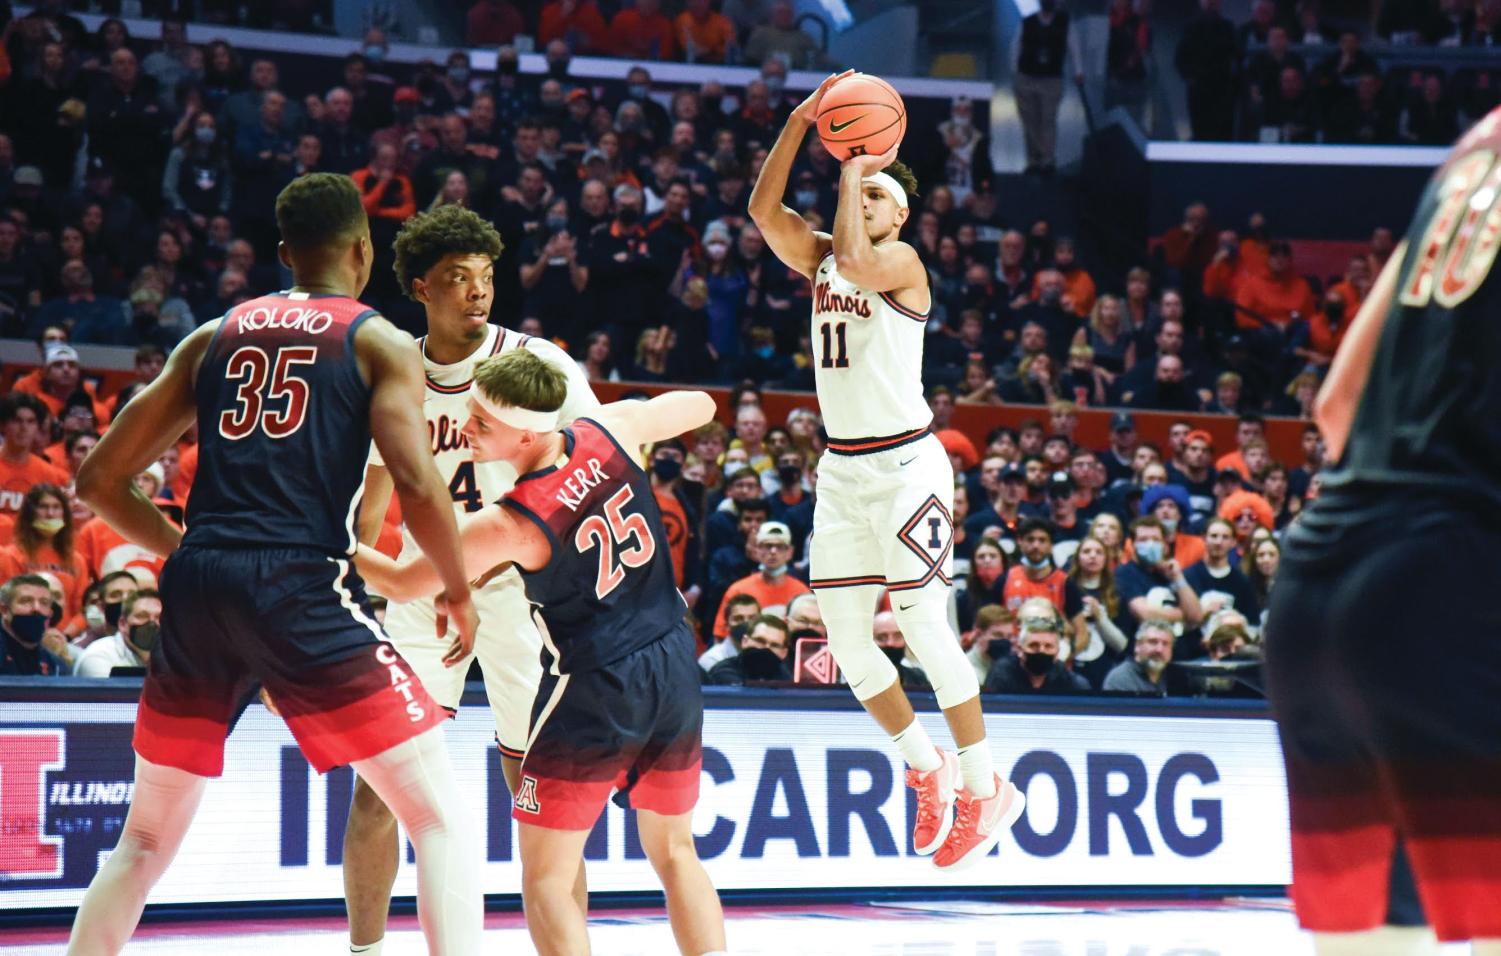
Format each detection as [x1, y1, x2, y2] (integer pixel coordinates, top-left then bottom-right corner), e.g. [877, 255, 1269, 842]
[0, 899, 1475, 955]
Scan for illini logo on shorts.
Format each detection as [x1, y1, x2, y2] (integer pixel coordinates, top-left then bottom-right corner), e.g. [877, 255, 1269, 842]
[515, 775, 541, 814]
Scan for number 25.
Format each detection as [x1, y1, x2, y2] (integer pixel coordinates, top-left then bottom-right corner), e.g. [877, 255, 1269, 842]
[574, 485, 656, 599]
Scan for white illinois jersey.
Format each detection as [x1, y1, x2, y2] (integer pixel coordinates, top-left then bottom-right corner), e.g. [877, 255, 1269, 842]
[369, 323, 600, 541]
[811, 250, 932, 447]
[369, 324, 600, 755]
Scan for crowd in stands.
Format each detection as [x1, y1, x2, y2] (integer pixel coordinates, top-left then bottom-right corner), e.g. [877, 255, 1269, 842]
[1176, 0, 1501, 144]
[0, 3, 1368, 697]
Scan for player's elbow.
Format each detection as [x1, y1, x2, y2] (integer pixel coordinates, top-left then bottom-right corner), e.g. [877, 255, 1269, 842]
[75, 456, 114, 511]
[684, 391, 717, 430]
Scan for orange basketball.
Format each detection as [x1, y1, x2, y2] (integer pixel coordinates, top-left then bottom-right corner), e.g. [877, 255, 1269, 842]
[815, 73, 906, 162]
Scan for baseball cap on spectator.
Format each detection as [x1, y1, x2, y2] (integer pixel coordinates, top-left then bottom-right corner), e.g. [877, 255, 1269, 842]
[936, 429, 979, 472]
[13, 166, 43, 188]
[999, 462, 1026, 483]
[756, 521, 793, 546]
[1110, 411, 1135, 433]
[1046, 472, 1074, 498]
[393, 86, 420, 104]
[1140, 483, 1191, 517]
[45, 345, 80, 367]
[613, 183, 642, 202]
[1185, 429, 1214, 449]
[1219, 490, 1275, 530]
[567, 88, 591, 103]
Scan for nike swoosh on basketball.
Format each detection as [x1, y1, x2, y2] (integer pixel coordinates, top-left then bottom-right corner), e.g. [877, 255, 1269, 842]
[829, 115, 865, 134]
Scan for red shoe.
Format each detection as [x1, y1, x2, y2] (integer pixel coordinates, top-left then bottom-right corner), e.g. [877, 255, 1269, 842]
[905, 749, 960, 856]
[932, 774, 1025, 872]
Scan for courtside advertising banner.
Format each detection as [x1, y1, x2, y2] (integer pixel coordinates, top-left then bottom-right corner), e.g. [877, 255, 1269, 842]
[0, 696, 1290, 909]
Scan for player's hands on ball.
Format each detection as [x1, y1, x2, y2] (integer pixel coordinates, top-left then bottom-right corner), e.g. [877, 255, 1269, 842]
[436, 590, 480, 667]
[793, 69, 856, 123]
[843, 142, 899, 176]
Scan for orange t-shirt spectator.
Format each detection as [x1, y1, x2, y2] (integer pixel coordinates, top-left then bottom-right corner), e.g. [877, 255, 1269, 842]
[18, 345, 112, 427]
[610, 0, 677, 59]
[539, 0, 610, 54]
[466, 0, 525, 46]
[1234, 240, 1316, 331]
[1202, 231, 1254, 301]
[352, 145, 417, 222]
[0, 484, 89, 625]
[713, 522, 810, 637]
[1160, 202, 1216, 278]
[0, 394, 70, 518]
[676, 0, 738, 63]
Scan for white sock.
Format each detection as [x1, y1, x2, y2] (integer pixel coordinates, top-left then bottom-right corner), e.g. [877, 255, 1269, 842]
[957, 744, 997, 798]
[350, 941, 383, 955]
[891, 719, 942, 772]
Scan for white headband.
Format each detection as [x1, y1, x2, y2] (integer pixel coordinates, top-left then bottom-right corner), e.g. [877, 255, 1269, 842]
[468, 383, 560, 432]
[862, 171, 908, 210]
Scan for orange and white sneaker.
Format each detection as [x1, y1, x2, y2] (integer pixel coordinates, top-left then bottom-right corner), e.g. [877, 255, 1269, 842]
[905, 749, 961, 856]
[932, 774, 1025, 871]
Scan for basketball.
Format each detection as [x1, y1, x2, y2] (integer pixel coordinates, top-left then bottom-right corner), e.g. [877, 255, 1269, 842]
[816, 73, 907, 162]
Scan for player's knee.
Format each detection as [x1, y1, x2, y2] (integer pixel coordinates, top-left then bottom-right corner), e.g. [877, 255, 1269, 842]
[889, 595, 978, 708]
[826, 617, 900, 701]
[349, 777, 398, 830]
[110, 832, 171, 881]
[638, 813, 696, 867]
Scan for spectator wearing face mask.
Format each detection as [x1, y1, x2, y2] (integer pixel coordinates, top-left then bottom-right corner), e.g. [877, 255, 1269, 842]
[1103, 620, 1178, 694]
[982, 600, 1090, 694]
[964, 603, 1016, 685]
[648, 438, 703, 612]
[1115, 516, 1204, 635]
[708, 613, 792, 684]
[1126, 484, 1205, 565]
[1002, 518, 1090, 655]
[73, 588, 161, 677]
[0, 574, 68, 675]
[712, 521, 808, 639]
[873, 611, 932, 691]
[700, 593, 760, 671]
[73, 570, 139, 651]
[957, 536, 1007, 631]
[0, 483, 87, 625]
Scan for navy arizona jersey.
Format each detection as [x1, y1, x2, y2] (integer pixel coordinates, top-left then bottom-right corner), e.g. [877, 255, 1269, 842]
[504, 418, 686, 674]
[184, 291, 379, 555]
[1328, 107, 1501, 512]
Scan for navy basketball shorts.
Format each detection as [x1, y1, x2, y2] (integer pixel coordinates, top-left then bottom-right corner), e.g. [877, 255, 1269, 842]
[1265, 492, 1501, 941]
[513, 623, 703, 831]
[135, 546, 444, 777]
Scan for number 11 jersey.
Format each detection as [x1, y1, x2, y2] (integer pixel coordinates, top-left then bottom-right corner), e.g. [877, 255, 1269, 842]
[811, 251, 932, 442]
